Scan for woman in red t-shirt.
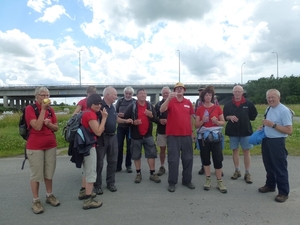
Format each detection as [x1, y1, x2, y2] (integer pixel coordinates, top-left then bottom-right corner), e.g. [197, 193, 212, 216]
[25, 87, 59, 214]
[195, 85, 227, 194]
[79, 93, 108, 210]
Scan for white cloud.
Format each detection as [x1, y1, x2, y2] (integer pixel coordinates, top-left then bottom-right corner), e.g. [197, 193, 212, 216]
[36, 5, 70, 23]
[27, 0, 52, 13]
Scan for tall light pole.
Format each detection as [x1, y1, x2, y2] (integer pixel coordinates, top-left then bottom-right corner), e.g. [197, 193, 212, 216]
[241, 62, 245, 84]
[78, 50, 82, 86]
[177, 50, 180, 82]
[271, 51, 278, 79]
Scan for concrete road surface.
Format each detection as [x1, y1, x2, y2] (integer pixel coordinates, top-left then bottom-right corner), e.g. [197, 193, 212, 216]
[1, 154, 300, 225]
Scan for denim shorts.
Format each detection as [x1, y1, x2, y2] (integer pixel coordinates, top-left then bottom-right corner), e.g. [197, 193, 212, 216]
[229, 136, 253, 150]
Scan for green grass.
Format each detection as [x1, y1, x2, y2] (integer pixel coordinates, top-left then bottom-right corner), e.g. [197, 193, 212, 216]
[0, 105, 299, 157]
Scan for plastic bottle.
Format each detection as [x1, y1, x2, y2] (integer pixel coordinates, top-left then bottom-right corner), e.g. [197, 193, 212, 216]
[204, 109, 209, 122]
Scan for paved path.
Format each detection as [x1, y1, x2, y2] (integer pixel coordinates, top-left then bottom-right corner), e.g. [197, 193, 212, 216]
[1, 155, 300, 225]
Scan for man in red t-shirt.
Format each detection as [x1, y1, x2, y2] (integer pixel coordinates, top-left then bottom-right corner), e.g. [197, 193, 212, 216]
[123, 89, 160, 184]
[73, 86, 97, 115]
[160, 82, 195, 192]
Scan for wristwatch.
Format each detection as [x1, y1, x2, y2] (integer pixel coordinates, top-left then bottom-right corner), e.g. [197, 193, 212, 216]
[272, 123, 277, 128]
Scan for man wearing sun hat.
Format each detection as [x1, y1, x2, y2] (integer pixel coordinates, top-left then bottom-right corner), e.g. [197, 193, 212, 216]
[160, 82, 195, 192]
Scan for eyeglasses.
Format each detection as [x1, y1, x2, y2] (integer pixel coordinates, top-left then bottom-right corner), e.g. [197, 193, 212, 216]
[39, 94, 50, 97]
[93, 103, 101, 105]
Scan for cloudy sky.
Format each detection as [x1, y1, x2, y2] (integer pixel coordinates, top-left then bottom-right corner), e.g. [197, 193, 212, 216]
[0, 0, 300, 89]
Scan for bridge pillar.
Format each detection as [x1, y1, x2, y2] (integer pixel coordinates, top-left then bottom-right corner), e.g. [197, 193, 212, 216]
[16, 99, 20, 109]
[3, 95, 8, 108]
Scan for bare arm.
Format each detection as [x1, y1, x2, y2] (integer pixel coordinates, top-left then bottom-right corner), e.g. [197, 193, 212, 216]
[263, 119, 293, 135]
[88, 108, 108, 136]
[117, 117, 133, 124]
[72, 105, 82, 115]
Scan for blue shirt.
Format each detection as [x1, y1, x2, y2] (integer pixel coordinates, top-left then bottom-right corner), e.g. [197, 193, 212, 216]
[264, 103, 292, 138]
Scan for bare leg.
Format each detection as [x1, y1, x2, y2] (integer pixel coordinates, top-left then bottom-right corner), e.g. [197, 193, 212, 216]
[44, 178, 52, 194]
[243, 149, 251, 172]
[134, 159, 141, 170]
[147, 158, 155, 170]
[232, 148, 240, 169]
[31, 180, 39, 199]
[159, 146, 166, 166]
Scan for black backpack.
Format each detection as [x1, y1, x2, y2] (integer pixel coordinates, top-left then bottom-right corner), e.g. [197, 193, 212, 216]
[63, 111, 85, 143]
[19, 104, 52, 169]
[19, 104, 39, 140]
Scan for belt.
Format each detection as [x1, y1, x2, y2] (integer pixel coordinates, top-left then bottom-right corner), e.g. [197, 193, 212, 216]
[104, 133, 115, 136]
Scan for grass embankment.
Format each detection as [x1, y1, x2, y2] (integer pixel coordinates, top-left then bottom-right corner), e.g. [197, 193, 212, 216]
[0, 105, 299, 158]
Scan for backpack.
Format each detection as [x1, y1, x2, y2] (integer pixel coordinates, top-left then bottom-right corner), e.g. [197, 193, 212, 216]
[63, 111, 85, 143]
[19, 104, 39, 140]
[19, 104, 52, 170]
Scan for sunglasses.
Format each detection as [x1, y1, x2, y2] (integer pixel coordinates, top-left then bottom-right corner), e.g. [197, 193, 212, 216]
[93, 103, 101, 105]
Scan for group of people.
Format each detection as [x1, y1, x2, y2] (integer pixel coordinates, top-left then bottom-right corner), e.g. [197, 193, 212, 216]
[24, 83, 293, 214]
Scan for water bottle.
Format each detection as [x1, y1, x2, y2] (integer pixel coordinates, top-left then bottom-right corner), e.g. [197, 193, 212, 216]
[204, 109, 209, 122]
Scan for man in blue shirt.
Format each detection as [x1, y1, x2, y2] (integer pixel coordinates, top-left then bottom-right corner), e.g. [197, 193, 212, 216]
[259, 89, 293, 203]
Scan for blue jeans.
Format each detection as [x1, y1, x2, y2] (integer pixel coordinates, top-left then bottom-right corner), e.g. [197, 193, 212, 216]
[116, 126, 132, 170]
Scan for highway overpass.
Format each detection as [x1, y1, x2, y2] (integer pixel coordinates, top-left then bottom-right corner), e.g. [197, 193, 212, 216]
[0, 83, 241, 109]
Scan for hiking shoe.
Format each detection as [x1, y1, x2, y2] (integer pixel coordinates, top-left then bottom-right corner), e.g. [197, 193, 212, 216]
[32, 199, 44, 214]
[94, 186, 103, 195]
[83, 196, 103, 210]
[150, 173, 161, 183]
[46, 194, 60, 207]
[231, 170, 241, 180]
[107, 184, 117, 192]
[203, 177, 211, 191]
[258, 185, 276, 193]
[135, 173, 142, 183]
[275, 195, 289, 203]
[217, 179, 227, 194]
[126, 166, 132, 173]
[157, 166, 166, 176]
[78, 189, 97, 200]
[182, 182, 195, 189]
[198, 167, 205, 175]
[244, 173, 253, 184]
[168, 185, 175, 192]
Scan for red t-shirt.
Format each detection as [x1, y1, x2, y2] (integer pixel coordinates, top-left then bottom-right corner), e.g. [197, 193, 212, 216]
[77, 98, 88, 111]
[137, 103, 149, 136]
[26, 102, 57, 150]
[196, 105, 223, 128]
[81, 109, 98, 144]
[166, 98, 194, 136]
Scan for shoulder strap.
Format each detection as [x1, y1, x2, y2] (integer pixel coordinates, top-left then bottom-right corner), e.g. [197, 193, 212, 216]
[116, 97, 124, 112]
[264, 106, 271, 119]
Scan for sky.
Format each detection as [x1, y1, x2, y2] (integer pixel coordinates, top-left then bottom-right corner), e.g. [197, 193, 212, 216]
[0, 0, 300, 104]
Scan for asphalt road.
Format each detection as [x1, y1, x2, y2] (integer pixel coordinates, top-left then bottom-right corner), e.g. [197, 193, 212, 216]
[1, 154, 300, 225]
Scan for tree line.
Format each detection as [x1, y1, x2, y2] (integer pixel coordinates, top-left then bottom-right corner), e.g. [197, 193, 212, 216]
[244, 75, 300, 104]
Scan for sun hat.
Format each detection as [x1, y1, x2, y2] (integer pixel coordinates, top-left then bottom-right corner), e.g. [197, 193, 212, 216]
[173, 82, 186, 91]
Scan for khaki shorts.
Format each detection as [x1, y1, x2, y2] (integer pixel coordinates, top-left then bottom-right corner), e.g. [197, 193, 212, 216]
[156, 134, 167, 147]
[83, 147, 97, 183]
[27, 148, 57, 182]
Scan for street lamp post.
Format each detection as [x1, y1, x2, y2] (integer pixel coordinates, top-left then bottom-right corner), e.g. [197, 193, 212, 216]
[271, 51, 278, 79]
[177, 50, 180, 82]
[78, 50, 82, 86]
[241, 62, 245, 84]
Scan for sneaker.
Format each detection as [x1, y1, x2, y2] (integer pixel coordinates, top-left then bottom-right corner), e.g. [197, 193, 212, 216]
[46, 194, 60, 207]
[203, 177, 211, 191]
[78, 189, 97, 200]
[94, 186, 103, 195]
[231, 170, 241, 180]
[126, 166, 132, 173]
[168, 185, 175, 192]
[217, 179, 227, 194]
[258, 185, 276, 193]
[83, 196, 103, 210]
[107, 184, 117, 192]
[135, 173, 142, 183]
[198, 167, 205, 175]
[157, 166, 166, 176]
[244, 173, 253, 184]
[275, 195, 289, 203]
[32, 199, 44, 214]
[150, 173, 161, 183]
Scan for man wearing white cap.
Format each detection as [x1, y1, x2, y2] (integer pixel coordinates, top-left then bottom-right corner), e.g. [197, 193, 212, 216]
[160, 82, 195, 192]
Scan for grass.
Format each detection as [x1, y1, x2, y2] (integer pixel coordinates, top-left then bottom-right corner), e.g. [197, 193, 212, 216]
[0, 105, 299, 158]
